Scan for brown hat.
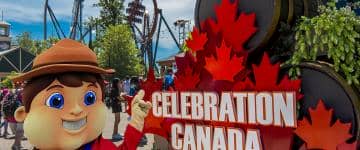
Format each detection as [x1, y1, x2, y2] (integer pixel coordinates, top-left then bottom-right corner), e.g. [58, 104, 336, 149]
[12, 39, 114, 82]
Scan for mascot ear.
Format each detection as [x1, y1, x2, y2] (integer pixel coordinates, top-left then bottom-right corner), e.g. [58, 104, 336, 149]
[15, 106, 27, 122]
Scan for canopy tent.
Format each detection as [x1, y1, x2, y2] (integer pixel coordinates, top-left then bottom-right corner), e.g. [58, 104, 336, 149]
[156, 52, 184, 67]
[0, 47, 35, 78]
[156, 52, 184, 76]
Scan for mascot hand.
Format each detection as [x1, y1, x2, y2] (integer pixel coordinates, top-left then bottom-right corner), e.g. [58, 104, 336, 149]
[129, 90, 152, 131]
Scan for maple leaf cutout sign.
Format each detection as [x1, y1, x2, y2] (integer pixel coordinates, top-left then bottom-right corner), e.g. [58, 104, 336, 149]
[186, 27, 208, 53]
[204, 40, 245, 82]
[140, 68, 163, 101]
[233, 53, 302, 100]
[174, 66, 200, 91]
[294, 100, 352, 150]
[207, 0, 257, 53]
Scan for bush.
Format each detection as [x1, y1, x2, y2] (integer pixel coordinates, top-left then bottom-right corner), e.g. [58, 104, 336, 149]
[288, 5, 360, 85]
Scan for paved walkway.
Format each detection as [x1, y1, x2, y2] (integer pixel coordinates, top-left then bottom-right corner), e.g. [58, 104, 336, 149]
[0, 109, 155, 150]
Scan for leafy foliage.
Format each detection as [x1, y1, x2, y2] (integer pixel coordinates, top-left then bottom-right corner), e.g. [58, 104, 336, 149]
[91, 0, 125, 31]
[16, 32, 33, 50]
[30, 37, 60, 55]
[1, 71, 18, 88]
[288, 5, 360, 85]
[97, 24, 143, 78]
[15, 32, 59, 55]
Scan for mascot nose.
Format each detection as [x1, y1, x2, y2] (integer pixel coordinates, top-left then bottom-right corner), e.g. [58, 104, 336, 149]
[70, 104, 83, 116]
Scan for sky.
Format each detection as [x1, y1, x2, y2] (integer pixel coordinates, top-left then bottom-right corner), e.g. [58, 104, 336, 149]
[0, 0, 196, 60]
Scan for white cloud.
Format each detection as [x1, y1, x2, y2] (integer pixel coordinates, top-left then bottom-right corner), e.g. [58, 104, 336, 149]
[0, 0, 100, 23]
[125, 0, 196, 50]
[0, 0, 197, 56]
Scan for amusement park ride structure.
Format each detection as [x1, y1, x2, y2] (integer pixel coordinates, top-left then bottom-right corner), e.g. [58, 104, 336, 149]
[43, 0, 181, 73]
[126, 0, 181, 72]
[43, 0, 93, 44]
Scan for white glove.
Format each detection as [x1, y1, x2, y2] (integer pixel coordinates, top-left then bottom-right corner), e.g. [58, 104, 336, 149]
[129, 90, 152, 131]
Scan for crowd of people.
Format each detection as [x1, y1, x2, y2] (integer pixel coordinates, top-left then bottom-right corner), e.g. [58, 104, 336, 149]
[0, 82, 26, 150]
[106, 69, 175, 144]
[0, 68, 175, 149]
[105, 76, 144, 143]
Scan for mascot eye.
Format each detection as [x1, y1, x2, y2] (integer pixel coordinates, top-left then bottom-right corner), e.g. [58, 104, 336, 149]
[84, 91, 96, 106]
[46, 93, 64, 109]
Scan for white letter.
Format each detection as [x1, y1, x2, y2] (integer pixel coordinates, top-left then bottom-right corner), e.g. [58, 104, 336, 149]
[152, 92, 162, 117]
[181, 92, 191, 119]
[183, 124, 196, 150]
[196, 125, 211, 150]
[204, 92, 218, 121]
[234, 92, 247, 123]
[171, 92, 181, 119]
[212, 127, 226, 150]
[256, 93, 273, 125]
[273, 92, 296, 127]
[219, 92, 235, 122]
[191, 92, 204, 120]
[247, 93, 256, 124]
[171, 123, 183, 150]
[228, 128, 244, 150]
[162, 92, 172, 118]
[245, 130, 262, 150]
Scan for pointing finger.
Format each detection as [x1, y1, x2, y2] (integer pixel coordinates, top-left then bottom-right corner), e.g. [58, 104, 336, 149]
[132, 90, 145, 105]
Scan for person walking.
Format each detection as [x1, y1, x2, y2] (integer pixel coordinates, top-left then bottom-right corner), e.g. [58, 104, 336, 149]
[0, 88, 10, 138]
[123, 76, 131, 95]
[111, 78, 124, 141]
[164, 69, 175, 90]
[129, 77, 140, 96]
[0, 87, 4, 136]
[9, 84, 24, 150]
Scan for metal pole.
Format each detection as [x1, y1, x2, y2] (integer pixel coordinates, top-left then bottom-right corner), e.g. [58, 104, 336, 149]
[48, 12, 62, 39]
[44, 0, 49, 40]
[80, 0, 83, 38]
[160, 11, 181, 49]
[48, 7, 66, 38]
[89, 26, 93, 49]
[153, 16, 162, 67]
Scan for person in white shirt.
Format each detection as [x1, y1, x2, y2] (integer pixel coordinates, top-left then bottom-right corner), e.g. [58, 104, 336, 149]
[123, 76, 131, 95]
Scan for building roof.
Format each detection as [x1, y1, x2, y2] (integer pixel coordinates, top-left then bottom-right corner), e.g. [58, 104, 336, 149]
[156, 52, 185, 63]
[0, 21, 11, 26]
[0, 47, 35, 75]
[0, 47, 18, 56]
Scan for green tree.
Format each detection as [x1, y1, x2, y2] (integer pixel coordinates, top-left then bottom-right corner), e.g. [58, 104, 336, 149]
[1, 71, 18, 88]
[30, 37, 60, 55]
[89, 0, 127, 51]
[16, 32, 33, 50]
[93, 0, 125, 29]
[98, 25, 143, 78]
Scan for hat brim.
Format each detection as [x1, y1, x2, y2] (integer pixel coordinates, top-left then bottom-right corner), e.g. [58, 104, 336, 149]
[12, 64, 115, 82]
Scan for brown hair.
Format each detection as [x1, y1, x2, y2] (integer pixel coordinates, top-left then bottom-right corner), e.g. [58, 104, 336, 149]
[22, 72, 105, 113]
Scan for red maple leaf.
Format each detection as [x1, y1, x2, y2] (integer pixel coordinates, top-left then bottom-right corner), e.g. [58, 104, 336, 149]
[204, 40, 245, 82]
[175, 51, 197, 74]
[137, 68, 166, 138]
[207, 0, 257, 53]
[186, 27, 208, 53]
[294, 100, 352, 150]
[233, 53, 302, 100]
[140, 68, 163, 101]
[174, 66, 200, 91]
[232, 77, 254, 91]
[143, 108, 167, 138]
[123, 94, 168, 138]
